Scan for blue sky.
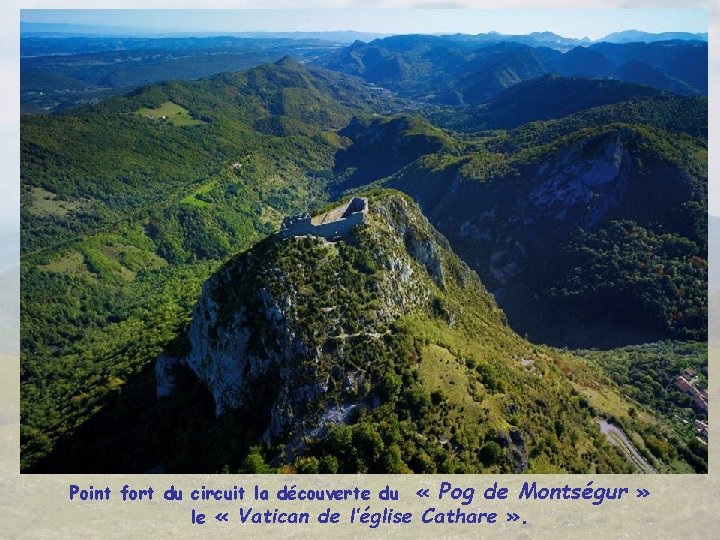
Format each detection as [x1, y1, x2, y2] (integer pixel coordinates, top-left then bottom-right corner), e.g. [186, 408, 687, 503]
[21, 9, 708, 40]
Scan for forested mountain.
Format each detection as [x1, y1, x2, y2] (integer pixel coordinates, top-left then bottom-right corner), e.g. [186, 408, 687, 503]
[20, 31, 708, 474]
[21, 58, 397, 470]
[21, 37, 342, 113]
[30, 192, 705, 473]
[21, 57, 400, 252]
[426, 75, 670, 130]
[334, 116, 707, 346]
[314, 36, 707, 104]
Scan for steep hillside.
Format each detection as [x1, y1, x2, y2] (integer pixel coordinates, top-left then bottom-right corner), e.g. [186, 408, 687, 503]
[611, 61, 697, 96]
[457, 75, 668, 130]
[451, 44, 557, 104]
[485, 95, 708, 146]
[315, 36, 707, 104]
[590, 40, 708, 94]
[331, 115, 459, 191]
[138, 191, 692, 473]
[384, 124, 707, 347]
[20, 51, 708, 475]
[549, 46, 615, 77]
[426, 93, 707, 137]
[22, 191, 706, 474]
[20, 58, 400, 471]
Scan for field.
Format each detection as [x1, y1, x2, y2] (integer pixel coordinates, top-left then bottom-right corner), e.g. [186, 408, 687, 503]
[180, 179, 219, 207]
[137, 101, 203, 126]
[27, 187, 81, 217]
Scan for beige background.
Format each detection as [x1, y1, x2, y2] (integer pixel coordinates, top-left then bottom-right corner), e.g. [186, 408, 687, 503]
[2, 1, 717, 538]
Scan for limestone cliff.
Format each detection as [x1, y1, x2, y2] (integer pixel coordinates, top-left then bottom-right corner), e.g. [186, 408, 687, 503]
[154, 190, 638, 473]
[157, 192, 491, 446]
[388, 125, 707, 346]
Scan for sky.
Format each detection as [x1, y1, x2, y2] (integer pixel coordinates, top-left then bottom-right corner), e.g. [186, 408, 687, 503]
[20, 8, 708, 40]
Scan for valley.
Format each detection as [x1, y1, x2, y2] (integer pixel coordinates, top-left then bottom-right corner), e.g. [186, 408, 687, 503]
[20, 29, 708, 474]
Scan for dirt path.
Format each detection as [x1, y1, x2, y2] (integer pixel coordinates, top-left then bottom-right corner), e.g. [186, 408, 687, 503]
[598, 419, 658, 474]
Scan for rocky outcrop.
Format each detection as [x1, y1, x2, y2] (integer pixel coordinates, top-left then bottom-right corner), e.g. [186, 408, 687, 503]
[459, 129, 634, 287]
[388, 123, 705, 347]
[156, 192, 478, 445]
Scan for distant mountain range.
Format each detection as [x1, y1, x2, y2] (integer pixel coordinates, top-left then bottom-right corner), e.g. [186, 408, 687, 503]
[21, 28, 708, 114]
[20, 22, 390, 42]
[21, 22, 707, 45]
[20, 37, 344, 113]
[602, 30, 707, 44]
[315, 35, 707, 104]
[20, 29, 708, 474]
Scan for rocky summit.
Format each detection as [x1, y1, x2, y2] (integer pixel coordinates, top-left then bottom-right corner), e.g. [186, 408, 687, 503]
[21, 35, 706, 475]
[154, 191, 641, 473]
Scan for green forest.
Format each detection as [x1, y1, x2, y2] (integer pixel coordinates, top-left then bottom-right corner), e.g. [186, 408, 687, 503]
[20, 52, 708, 474]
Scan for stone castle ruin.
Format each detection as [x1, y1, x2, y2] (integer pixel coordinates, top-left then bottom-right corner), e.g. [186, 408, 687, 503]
[279, 197, 367, 240]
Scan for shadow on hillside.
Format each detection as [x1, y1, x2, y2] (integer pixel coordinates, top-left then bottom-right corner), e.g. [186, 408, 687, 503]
[500, 297, 669, 350]
[29, 361, 264, 473]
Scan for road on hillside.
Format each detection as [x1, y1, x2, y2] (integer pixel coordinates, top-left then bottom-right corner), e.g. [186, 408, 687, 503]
[598, 419, 658, 474]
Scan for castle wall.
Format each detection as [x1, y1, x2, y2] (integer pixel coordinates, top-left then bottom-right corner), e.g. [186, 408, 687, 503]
[313, 210, 365, 238]
[279, 198, 367, 240]
[279, 217, 313, 238]
[279, 211, 365, 239]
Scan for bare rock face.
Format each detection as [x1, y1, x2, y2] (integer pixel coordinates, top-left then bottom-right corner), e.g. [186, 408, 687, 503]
[525, 130, 631, 227]
[430, 127, 697, 291]
[156, 193, 482, 446]
[158, 273, 315, 440]
[481, 129, 633, 286]
[375, 195, 452, 287]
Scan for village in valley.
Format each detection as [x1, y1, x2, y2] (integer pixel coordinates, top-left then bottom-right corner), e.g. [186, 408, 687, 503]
[674, 366, 708, 441]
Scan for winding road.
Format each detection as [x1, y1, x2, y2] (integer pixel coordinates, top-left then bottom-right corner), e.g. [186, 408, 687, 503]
[598, 419, 658, 474]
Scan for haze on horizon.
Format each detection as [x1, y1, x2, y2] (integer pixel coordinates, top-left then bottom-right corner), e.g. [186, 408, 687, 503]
[21, 8, 707, 41]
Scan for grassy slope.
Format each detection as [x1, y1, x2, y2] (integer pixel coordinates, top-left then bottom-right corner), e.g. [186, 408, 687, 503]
[20, 61, 708, 473]
[137, 101, 203, 126]
[37, 191, 700, 474]
[20, 59, 391, 470]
